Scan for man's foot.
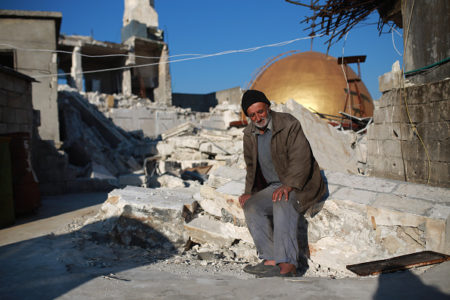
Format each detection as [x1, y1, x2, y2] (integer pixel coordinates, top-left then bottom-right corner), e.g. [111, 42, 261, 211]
[243, 260, 276, 275]
[256, 263, 297, 278]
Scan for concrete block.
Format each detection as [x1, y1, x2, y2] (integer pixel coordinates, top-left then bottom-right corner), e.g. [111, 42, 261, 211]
[438, 100, 450, 121]
[378, 62, 402, 93]
[428, 140, 450, 163]
[401, 141, 420, 161]
[0, 123, 7, 134]
[216, 180, 245, 196]
[429, 162, 450, 188]
[15, 109, 28, 124]
[388, 105, 407, 123]
[404, 159, 428, 183]
[427, 204, 450, 220]
[19, 124, 31, 133]
[207, 166, 246, 188]
[199, 185, 245, 221]
[373, 107, 386, 124]
[428, 80, 446, 102]
[0, 90, 7, 106]
[171, 136, 201, 150]
[373, 193, 433, 216]
[393, 182, 450, 203]
[156, 174, 185, 188]
[156, 142, 174, 156]
[331, 187, 377, 205]
[184, 215, 253, 247]
[382, 140, 403, 158]
[367, 206, 426, 227]
[85, 186, 199, 248]
[425, 218, 446, 252]
[406, 83, 428, 105]
[421, 122, 450, 141]
[2, 107, 16, 123]
[325, 171, 397, 193]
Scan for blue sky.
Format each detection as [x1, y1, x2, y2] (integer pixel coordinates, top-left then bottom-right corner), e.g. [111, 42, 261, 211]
[1, 0, 404, 100]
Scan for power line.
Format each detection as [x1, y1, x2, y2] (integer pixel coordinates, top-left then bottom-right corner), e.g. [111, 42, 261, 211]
[25, 34, 324, 78]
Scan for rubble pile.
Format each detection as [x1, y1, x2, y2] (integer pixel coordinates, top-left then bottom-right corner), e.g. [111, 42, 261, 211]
[57, 86, 157, 186]
[70, 92, 443, 278]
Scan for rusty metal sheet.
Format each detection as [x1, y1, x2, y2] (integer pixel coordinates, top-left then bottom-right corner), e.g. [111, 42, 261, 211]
[346, 251, 450, 276]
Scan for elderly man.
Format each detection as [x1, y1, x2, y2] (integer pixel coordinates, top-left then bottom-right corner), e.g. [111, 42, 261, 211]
[238, 89, 325, 277]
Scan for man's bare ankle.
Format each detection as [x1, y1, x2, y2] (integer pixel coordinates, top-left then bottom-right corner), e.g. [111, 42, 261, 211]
[263, 260, 276, 266]
[279, 263, 296, 274]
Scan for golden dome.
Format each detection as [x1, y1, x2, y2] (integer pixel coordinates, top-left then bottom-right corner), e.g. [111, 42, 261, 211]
[249, 51, 374, 118]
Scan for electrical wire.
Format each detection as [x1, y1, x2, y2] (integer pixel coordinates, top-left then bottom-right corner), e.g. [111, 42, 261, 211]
[391, 25, 402, 56]
[27, 34, 324, 79]
[0, 42, 203, 60]
[340, 32, 351, 120]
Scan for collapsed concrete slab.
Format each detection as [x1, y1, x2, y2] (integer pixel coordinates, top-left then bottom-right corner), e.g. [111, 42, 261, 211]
[83, 185, 200, 249]
[273, 100, 364, 174]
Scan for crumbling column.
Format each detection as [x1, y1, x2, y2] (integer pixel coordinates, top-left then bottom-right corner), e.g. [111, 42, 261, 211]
[70, 46, 83, 91]
[154, 44, 172, 105]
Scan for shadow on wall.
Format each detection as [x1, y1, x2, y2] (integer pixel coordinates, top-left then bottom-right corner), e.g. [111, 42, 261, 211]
[373, 268, 449, 300]
[0, 217, 177, 300]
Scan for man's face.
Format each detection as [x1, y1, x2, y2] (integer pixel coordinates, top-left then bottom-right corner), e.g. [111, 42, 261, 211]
[247, 102, 270, 129]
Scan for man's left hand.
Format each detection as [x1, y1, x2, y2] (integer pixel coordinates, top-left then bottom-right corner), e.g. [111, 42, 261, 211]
[272, 185, 293, 202]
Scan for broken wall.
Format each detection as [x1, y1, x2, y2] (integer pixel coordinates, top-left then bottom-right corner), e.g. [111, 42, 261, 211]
[0, 10, 61, 142]
[367, 78, 450, 188]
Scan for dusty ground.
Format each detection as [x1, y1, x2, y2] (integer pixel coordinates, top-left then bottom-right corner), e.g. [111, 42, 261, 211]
[1, 193, 449, 300]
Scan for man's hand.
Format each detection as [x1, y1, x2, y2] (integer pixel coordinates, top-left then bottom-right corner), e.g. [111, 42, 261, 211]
[272, 185, 293, 202]
[239, 194, 251, 208]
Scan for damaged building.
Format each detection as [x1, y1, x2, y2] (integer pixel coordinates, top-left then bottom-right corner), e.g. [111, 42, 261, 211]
[0, 0, 449, 289]
[58, 0, 171, 104]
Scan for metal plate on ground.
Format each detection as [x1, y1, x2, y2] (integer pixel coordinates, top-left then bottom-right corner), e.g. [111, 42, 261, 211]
[346, 251, 450, 276]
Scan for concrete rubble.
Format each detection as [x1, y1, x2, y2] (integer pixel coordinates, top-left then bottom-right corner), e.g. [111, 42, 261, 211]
[58, 89, 449, 279]
[57, 85, 158, 187]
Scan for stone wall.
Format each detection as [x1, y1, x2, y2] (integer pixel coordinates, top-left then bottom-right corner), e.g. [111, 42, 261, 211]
[367, 79, 449, 187]
[0, 11, 61, 142]
[0, 68, 34, 135]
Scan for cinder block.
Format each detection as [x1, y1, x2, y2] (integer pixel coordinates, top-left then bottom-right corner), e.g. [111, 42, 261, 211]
[438, 100, 450, 121]
[407, 104, 425, 123]
[6, 123, 20, 133]
[19, 124, 31, 133]
[405, 159, 428, 183]
[15, 109, 28, 124]
[382, 140, 403, 158]
[0, 73, 14, 91]
[2, 107, 16, 123]
[0, 123, 7, 134]
[0, 90, 7, 107]
[429, 162, 450, 188]
[389, 105, 407, 123]
[417, 122, 449, 141]
[401, 140, 420, 161]
[373, 107, 386, 124]
[406, 84, 427, 105]
[428, 81, 445, 102]
[367, 140, 381, 156]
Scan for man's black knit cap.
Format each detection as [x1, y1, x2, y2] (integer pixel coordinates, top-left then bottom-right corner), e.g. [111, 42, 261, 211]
[241, 89, 271, 116]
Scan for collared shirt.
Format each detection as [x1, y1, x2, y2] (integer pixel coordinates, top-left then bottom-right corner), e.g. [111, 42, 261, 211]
[255, 116, 281, 185]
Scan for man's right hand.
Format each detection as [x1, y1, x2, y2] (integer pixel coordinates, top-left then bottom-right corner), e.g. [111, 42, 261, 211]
[239, 194, 251, 208]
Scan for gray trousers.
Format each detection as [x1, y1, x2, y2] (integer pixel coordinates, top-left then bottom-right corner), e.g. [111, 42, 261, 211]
[243, 184, 299, 267]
